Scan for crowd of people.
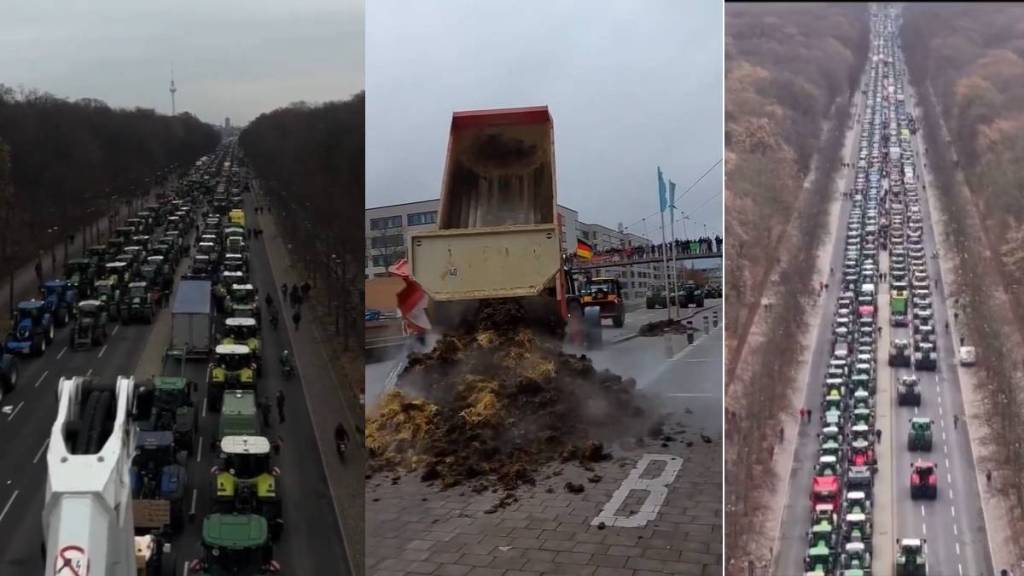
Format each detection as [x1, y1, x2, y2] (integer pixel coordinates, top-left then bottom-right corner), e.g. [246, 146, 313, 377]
[578, 235, 723, 264]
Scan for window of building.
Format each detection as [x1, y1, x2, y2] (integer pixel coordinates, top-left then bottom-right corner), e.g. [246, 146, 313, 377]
[371, 234, 404, 250]
[369, 215, 402, 231]
[372, 253, 402, 268]
[407, 211, 437, 226]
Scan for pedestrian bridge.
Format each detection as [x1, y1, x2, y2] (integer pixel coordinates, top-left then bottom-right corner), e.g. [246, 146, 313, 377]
[574, 251, 722, 271]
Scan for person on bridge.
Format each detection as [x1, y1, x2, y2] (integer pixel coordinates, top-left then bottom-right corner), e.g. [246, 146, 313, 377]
[292, 308, 302, 330]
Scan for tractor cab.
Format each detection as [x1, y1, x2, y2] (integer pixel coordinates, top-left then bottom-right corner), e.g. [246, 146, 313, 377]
[823, 408, 842, 429]
[821, 425, 842, 444]
[812, 503, 837, 526]
[64, 258, 95, 296]
[852, 389, 872, 410]
[188, 514, 278, 575]
[86, 244, 109, 267]
[908, 418, 933, 451]
[123, 245, 145, 265]
[212, 435, 283, 539]
[207, 346, 256, 412]
[115, 226, 136, 241]
[803, 544, 833, 575]
[5, 300, 53, 356]
[815, 455, 840, 478]
[189, 254, 213, 280]
[130, 430, 185, 500]
[819, 439, 842, 460]
[842, 542, 870, 571]
[849, 438, 875, 468]
[41, 279, 77, 326]
[910, 460, 938, 499]
[851, 407, 874, 427]
[846, 466, 873, 491]
[223, 226, 245, 242]
[104, 261, 130, 284]
[580, 277, 626, 328]
[843, 491, 871, 516]
[221, 318, 262, 368]
[896, 538, 926, 576]
[197, 241, 217, 260]
[227, 284, 260, 323]
[225, 236, 247, 255]
[72, 300, 109, 349]
[807, 518, 836, 549]
[822, 394, 843, 414]
[844, 513, 871, 544]
[223, 253, 246, 273]
[135, 377, 199, 455]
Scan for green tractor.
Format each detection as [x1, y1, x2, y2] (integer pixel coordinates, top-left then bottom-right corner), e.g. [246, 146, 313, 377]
[135, 377, 200, 456]
[71, 300, 109, 350]
[187, 514, 280, 575]
[895, 538, 927, 576]
[64, 258, 96, 298]
[220, 318, 262, 375]
[841, 541, 871, 573]
[225, 284, 260, 325]
[844, 512, 872, 544]
[93, 278, 123, 321]
[125, 281, 157, 324]
[908, 417, 933, 451]
[206, 345, 257, 412]
[212, 435, 284, 540]
[803, 543, 834, 575]
[807, 518, 836, 550]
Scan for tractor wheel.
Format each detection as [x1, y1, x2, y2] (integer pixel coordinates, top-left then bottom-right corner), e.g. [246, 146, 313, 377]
[46, 324, 54, 344]
[61, 309, 69, 327]
[37, 337, 47, 357]
[696, 298, 705, 308]
[613, 307, 625, 328]
[1, 362, 17, 396]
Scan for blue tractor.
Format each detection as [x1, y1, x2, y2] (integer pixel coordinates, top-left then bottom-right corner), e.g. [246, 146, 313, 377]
[41, 279, 77, 327]
[5, 300, 55, 356]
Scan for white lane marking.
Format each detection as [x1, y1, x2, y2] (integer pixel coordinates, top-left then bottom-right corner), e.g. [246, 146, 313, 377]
[190, 489, 197, 515]
[940, 419, 945, 428]
[947, 473, 952, 483]
[182, 562, 188, 576]
[945, 458, 950, 468]
[921, 505, 926, 517]
[0, 490, 18, 523]
[951, 505, 956, 517]
[953, 523, 958, 536]
[202, 398, 207, 418]
[922, 523, 927, 535]
[34, 370, 49, 388]
[914, 406, 919, 415]
[112, 324, 119, 336]
[196, 437, 203, 463]
[956, 542, 961, 556]
[86, 368, 92, 377]
[944, 444, 948, 454]
[57, 346, 67, 359]
[33, 439, 49, 464]
[939, 406, 942, 416]
[591, 453, 683, 528]
[97, 345, 107, 358]
[7, 401, 23, 421]
[958, 564, 963, 576]
[937, 394, 942, 404]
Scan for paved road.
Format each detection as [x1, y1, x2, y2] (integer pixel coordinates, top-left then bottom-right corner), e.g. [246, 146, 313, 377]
[0, 158, 350, 574]
[888, 46, 991, 576]
[366, 309, 723, 575]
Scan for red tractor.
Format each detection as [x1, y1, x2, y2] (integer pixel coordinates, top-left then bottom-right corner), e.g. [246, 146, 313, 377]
[849, 439, 876, 468]
[811, 476, 841, 511]
[910, 460, 938, 499]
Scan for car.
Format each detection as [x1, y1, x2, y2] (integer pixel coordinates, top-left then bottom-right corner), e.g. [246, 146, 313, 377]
[959, 346, 976, 366]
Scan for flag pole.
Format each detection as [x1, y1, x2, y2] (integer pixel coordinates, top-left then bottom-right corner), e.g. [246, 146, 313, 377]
[660, 208, 672, 321]
[668, 180, 680, 316]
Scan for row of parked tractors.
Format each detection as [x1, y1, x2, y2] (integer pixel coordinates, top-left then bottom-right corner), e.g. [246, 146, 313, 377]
[805, 12, 928, 575]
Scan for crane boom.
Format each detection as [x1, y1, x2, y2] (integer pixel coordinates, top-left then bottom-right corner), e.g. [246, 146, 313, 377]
[43, 376, 138, 576]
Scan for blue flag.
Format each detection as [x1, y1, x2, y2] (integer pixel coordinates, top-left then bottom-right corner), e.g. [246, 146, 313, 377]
[669, 179, 676, 210]
[658, 167, 667, 212]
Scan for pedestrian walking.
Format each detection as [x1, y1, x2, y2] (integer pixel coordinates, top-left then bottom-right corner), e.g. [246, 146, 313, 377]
[953, 414, 959, 430]
[292, 308, 301, 330]
[34, 259, 43, 286]
[301, 280, 312, 299]
[259, 397, 272, 428]
[799, 407, 806, 423]
[778, 426, 785, 443]
[986, 469, 993, 484]
[281, 283, 288, 298]
[276, 390, 286, 424]
[807, 408, 812, 422]
[875, 428, 882, 443]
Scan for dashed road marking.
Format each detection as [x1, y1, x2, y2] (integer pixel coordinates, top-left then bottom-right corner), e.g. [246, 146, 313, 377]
[953, 523, 958, 536]
[98, 345, 107, 358]
[34, 370, 49, 388]
[196, 437, 203, 463]
[921, 505, 926, 517]
[33, 439, 49, 464]
[7, 401, 23, 421]
[956, 542, 961, 556]
[112, 325, 119, 336]
[57, 346, 67, 359]
[202, 398, 207, 418]
[0, 490, 18, 524]
[951, 504, 956, 518]
[86, 368, 92, 377]
[945, 458, 950, 468]
[958, 563, 963, 576]
[947, 473, 952, 483]
[922, 523, 927, 535]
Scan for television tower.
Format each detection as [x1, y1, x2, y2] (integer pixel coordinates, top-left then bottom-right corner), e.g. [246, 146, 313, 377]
[169, 69, 177, 115]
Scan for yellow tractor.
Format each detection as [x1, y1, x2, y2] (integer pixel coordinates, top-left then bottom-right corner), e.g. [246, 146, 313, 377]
[211, 435, 283, 541]
[206, 344, 256, 412]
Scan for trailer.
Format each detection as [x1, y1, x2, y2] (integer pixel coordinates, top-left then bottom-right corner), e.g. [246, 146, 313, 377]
[167, 280, 212, 359]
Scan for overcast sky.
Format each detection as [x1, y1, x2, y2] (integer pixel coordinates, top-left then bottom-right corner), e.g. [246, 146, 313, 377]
[0, 0, 363, 125]
[367, 0, 723, 239]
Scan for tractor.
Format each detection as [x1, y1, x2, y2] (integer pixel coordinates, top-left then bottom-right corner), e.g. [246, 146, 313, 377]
[888, 339, 911, 367]
[206, 345, 257, 412]
[130, 431, 188, 534]
[897, 376, 921, 406]
[913, 342, 937, 371]
[40, 279, 77, 327]
[211, 435, 284, 540]
[580, 277, 626, 328]
[674, 281, 705, 308]
[225, 284, 260, 325]
[803, 543, 834, 576]
[64, 258, 96, 298]
[214, 271, 246, 314]
[844, 512, 872, 545]
[807, 518, 837, 550]
[72, 300, 110, 350]
[4, 300, 54, 356]
[811, 474, 840, 512]
[849, 438, 876, 469]
[125, 281, 157, 324]
[220, 318, 262, 375]
[135, 377, 199, 456]
[187, 514, 280, 575]
[910, 460, 938, 500]
[217, 390, 261, 450]
[907, 418, 933, 451]
[895, 538, 927, 576]
[841, 541, 871, 573]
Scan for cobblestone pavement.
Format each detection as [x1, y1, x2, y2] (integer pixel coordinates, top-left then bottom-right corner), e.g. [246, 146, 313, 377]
[367, 432, 722, 576]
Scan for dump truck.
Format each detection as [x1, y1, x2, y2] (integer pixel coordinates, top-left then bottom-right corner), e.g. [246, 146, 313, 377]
[407, 107, 598, 345]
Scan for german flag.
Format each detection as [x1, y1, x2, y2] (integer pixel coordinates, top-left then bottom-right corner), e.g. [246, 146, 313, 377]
[576, 238, 594, 259]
